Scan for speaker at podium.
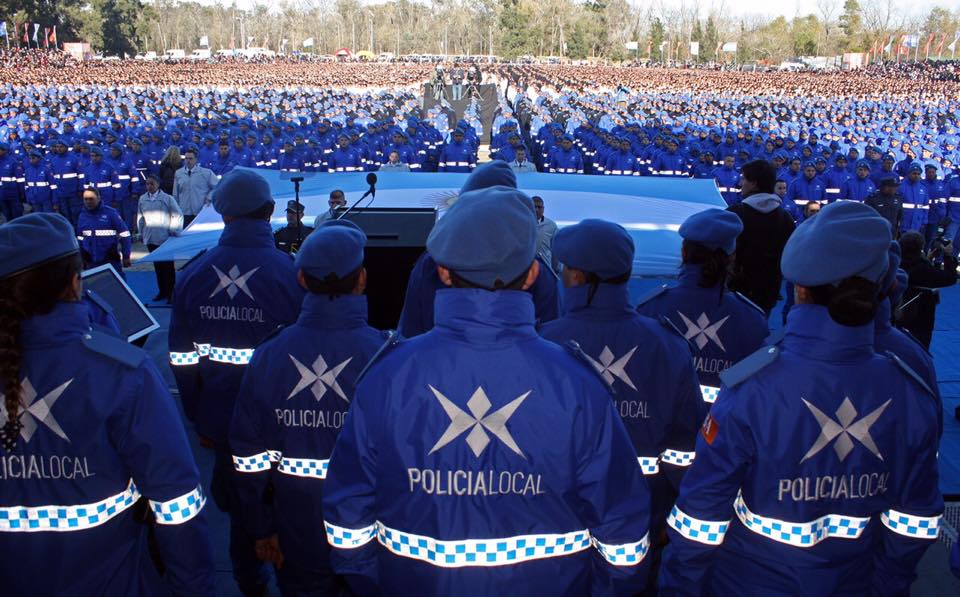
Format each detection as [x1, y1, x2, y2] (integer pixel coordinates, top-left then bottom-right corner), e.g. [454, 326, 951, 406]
[335, 207, 437, 330]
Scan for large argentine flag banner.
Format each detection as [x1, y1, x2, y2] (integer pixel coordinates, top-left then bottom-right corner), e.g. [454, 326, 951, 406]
[144, 169, 726, 277]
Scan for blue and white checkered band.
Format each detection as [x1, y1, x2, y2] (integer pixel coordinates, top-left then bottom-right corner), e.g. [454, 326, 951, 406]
[637, 457, 660, 475]
[700, 385, 721, 404]
[279, 457, 329, 479]
[169, 344, 255, 367]
[325, 520, 377, 549]
[880, 509, 941, 540]
[376, 523, 593, 568]
[0, 479, 140, 532]
[232, 450, 281, 472]
[667, 505, 730, 546]
[592, 533, 651, 566]
[734, 492, 870, 547]
[149, 485, 206, 525]
[660, 449, 696, 467]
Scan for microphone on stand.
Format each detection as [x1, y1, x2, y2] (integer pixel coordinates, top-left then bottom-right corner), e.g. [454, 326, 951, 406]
[338, 172, 378, 220]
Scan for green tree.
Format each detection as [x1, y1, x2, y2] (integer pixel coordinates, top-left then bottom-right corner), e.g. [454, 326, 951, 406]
[691, 18, 703, 62]
[498, 0, 536, 58]
[703, 15, 719, 61]
[790, 15, 820, 56]
[649, 17, 664, 60]
[838, 0, 862, 50]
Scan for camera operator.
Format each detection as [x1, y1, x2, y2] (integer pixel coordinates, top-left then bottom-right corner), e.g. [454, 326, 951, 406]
[897, 230, 958, 349]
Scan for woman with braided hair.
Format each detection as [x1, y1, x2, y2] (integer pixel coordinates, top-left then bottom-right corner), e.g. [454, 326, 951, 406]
[0, 213, 214, 596]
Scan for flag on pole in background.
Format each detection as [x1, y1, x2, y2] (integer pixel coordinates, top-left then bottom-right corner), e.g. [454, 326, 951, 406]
[924, 32, 935, 57]
[936, 32, 948, 56]
[43, 27, 50, 48]
[883, 34, 895, 54]
[32, 23, 39, 44]
[721, 42, 737, 53]
[200, 35, 209, 47]
[22, 23, 29, 45]
[0, 22, 7, 38]
[690, 41, 699, 56]
[49, 26, 57, 48]
[302, 38, 314, 48]
[948, 32, 960, 52]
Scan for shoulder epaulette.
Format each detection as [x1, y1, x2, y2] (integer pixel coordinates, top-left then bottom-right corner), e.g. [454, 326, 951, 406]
[718, 345, 780, 388]
[635, 283, 669, 307]
[659, 315, 695, 352]
[563, 340, 615, 397]
[733, 291, 766, 316]
[763, 327, 786, 346]
[81, 330, 145, 368]
[356, 330, 400, 384]
[85, 289, 114, 315]
[177, 248, 207, 272]
[255, 324, 287, 348]
[883, 351, 936, 398]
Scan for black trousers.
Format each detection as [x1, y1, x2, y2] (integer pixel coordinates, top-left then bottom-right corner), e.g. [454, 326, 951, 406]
[147, 243, 176, 299]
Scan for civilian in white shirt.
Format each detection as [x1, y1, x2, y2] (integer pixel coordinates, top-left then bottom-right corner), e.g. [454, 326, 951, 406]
[138, 174, 183, 302]
[379, 151, 411, 173]
[532, 195, 559, 273]
[509, 146, 537, 174]
[173, 148, 219, 226]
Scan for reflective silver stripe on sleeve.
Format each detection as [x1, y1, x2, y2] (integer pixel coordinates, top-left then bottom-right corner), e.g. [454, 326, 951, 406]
[880, 509, 940, 539]
[735, 492, 870, 547]
[0, 480, 140, 532]
[592, 532, 650, 566]
[278, 457, 329, 479]
[232, 450, 281, 472]
[667, 505, 729, 545]
[325, 520, 377, 549]
[700, 385, 721, 404]
[660, 449, 696, 467]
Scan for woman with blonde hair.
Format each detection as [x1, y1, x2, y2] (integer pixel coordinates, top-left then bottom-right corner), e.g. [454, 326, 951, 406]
[159, 145, 182, 195]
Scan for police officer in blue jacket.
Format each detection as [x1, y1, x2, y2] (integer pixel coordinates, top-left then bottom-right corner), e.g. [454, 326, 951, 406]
[637, 209, 768, 406]
[398, 162, 559, 338]
[77, 186, 132, 276]
[660, 201, 942, 596]
[0, 213, 215, 596]
[323, 184, 652, 597]
[538, 219, 702, 588]
[169, 170, 305, 596]
[230, 221, 386, 596]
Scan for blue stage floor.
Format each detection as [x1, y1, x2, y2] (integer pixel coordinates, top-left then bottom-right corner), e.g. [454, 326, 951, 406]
[126, 270, 960, 595]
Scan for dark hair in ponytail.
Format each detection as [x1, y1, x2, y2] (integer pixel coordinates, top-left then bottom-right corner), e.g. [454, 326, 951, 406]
[0, 254, 81, 449]
[682, 240, 731, 289]
[808, 276, 880, 327]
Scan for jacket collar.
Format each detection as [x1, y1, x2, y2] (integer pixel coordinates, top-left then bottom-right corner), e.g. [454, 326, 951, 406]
[783, 304, 874, 362]
[21, 301, 90, 348]
[433, 288, 538, 344]
[296, 293, 369, 330]
[218, 218, 275, 249]
[561, 283, 633, 318]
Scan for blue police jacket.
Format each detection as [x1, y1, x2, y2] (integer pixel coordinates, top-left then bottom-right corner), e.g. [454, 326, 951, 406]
[169, 218, 305, 443]
[329, 147, 364, 172]
[652, 151, 689, 177]
[636, 264, 768, 405]
[823, 167, 851, 200]
[323, 289, 652, 596]
[710, 166, 741, 205]
[873, 298, 942, 436]
[841, 175, 876, 203]
[603, 151, 641, 176]
[787, 174, 826, 210]
[77, 202, 132, 266]
[48, 152, 82, 198]
[923, 178, 947, 224]
[899, 179, 930, 232]
[439, 140, 476, 173]
[0, 154, 23, 201]
[948, 178, 960, 220]
[108, 155, 136, 199]
[547, 147, 585, 175]
[23, 162, 55, 206]
[82, 161, 118, 206]
[397, 252, 559, 338]
[540, 283, 703, 534]
[230, 293, 386, 573]
[659, 305, 942, 596]
[0, 301, 215, 596]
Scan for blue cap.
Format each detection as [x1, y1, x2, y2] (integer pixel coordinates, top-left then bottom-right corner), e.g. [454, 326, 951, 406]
[460, 161, 517, 193]
[781, 201, 892, 286]
[908, 162, 922, 173]
[426, 186, 537, 288]
[0, 213, 79, 279]
[295, 225, 366, 281]
[28, 149, 42, 158]
[679, 208, 743, 255]
[880, 241, 901, 294]
[212, 169, 274, 216]
[90, 146, 103, 156]
[553, 219, 634, 280]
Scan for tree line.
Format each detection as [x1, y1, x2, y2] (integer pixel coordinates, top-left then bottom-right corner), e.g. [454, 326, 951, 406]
[3, 0, 959, 63]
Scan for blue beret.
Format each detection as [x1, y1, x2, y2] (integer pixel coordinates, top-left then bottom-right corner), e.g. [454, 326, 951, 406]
[89, 146, 103, 156]
[460, 161, 517, 193]
[212, 170, 274, 216]
[553, 219, 634, 280]
[109, 143, 123, 152]
[781, 201, 892, 286]
[856, 160, 870, 169]
[50, 138, 66, 147]
[0, 213, 79, 279]
[908, 162, 922, 173]
[880, 241, 901, 294]
[426, 186, 537, 288]
[679, 208, 743, 255]
[295, 225, 366, 280]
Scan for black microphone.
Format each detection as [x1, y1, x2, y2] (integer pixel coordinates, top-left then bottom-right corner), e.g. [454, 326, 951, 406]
[338, 173, 378, 220]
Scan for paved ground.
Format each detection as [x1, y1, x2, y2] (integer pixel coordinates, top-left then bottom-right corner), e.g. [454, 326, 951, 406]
[127, 259, 960, 595]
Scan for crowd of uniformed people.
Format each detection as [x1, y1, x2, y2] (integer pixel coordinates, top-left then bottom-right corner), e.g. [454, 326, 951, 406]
[0, 56, 955, 596]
